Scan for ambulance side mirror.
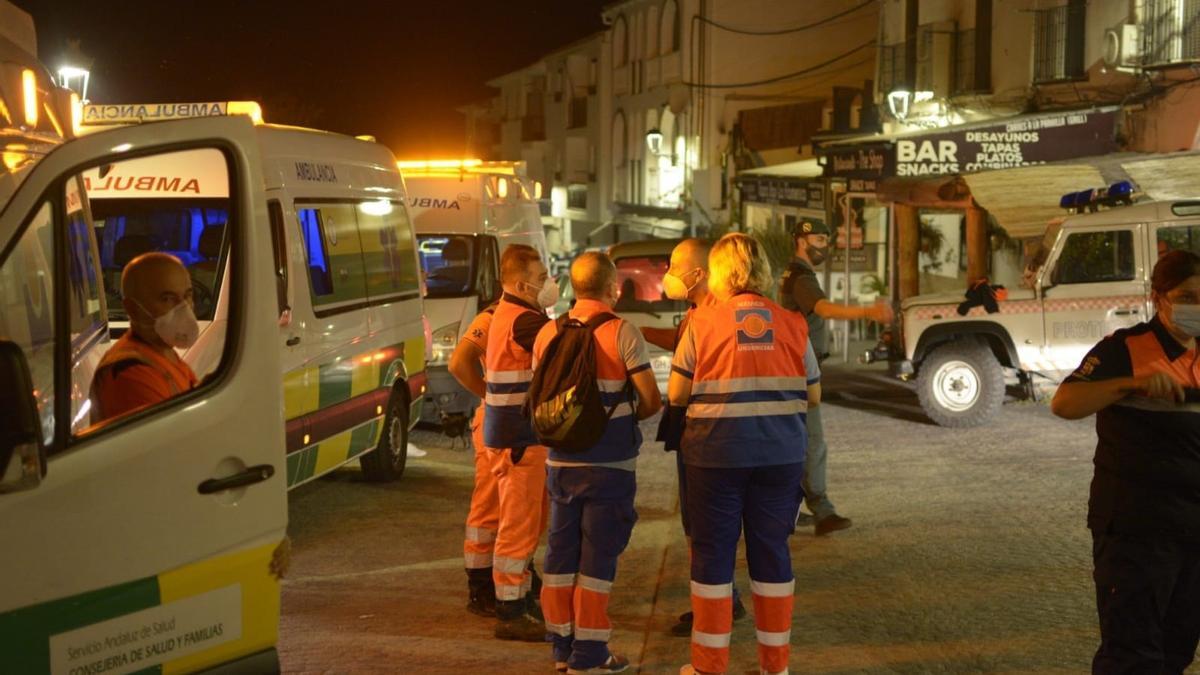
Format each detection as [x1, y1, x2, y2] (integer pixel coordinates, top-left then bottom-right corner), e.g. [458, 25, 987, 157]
[0, 341, 46, 494]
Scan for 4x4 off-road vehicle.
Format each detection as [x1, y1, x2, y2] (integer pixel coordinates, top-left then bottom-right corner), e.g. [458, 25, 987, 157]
[881, 197, 1200, 427]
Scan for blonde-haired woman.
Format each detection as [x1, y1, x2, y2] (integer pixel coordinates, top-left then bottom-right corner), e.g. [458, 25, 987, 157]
[670, 233, 819, 675]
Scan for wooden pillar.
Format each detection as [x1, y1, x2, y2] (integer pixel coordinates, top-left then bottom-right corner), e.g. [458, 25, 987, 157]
[895, 202, 920, 301]
[965, 205, 989, 282]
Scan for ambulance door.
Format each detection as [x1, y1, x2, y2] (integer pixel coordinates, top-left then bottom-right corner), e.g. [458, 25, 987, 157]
[0, 116, 287, 674]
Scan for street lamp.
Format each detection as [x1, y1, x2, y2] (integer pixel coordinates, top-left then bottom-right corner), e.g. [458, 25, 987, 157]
[645, 127, 664, 156]
[57, 65, 90, 101]
[886, 90, 911, 121]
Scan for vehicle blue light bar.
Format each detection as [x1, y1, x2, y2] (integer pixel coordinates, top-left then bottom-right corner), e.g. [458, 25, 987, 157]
[1060, 181, 1137, 213]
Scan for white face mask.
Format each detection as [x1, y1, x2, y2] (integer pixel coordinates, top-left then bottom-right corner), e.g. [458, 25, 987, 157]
[1171, 303, 1200, 337]
[137, 300, 200, 349]
[663, 269, 701, 301]
[530, 277, 559, 309]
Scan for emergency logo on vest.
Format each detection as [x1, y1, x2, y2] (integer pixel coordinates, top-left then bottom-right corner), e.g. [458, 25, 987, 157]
[735, 308, 774, 350]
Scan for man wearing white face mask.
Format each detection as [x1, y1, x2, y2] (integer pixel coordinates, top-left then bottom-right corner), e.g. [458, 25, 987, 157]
[483, 243, 557, 641]
[93, 252, 199, 422]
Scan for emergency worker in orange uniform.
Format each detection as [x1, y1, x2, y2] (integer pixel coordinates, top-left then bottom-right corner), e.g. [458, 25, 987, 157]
[534, 252, 662, 674]
[1053, 250, 1200, 674]
[92, 252, 199, 422]
[643, 239, 748, 637]
[670, 234, 819, 675]
[483, 243, 557, 641]
[449, 300, 502, 617]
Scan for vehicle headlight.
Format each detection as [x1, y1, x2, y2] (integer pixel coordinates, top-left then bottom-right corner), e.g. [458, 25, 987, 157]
[430, 321, 461, 366]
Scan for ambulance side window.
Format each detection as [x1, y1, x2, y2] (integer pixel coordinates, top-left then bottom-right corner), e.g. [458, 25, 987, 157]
[478, 235, 500, 304]
[1051, 230, 1135, 285]
[355, 200, 420, 301]
[297, 203, 368, 312]
[0, 202, 58, 446]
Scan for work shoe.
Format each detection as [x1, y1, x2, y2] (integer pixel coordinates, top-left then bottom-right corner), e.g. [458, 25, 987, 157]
[795, 509, 815, 526]
[494, 612, 547, 642]
[815, 513, 853, 536]
[467, 591, 496, 617]
[669, 594, 747, 637]
[525, 590, 544, 621]
[556, 661, 568, 673]
[567, 654, 630, 674]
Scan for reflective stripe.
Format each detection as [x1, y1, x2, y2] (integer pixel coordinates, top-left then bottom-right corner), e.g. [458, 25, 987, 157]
[607, 402, 634, 419]
[543, 572, 577, 588]
[692, 630, 731, 648]
[756, 629, 791, 647]
[597, 379, 629, 393]
[494, 556, 528, 574]
[578, 575, 613, 594]
[692, 377, 807, 395]
[575, 627, 612, 641]
[688, 399, 807, 418]
[465, 526, 497, 544]
[495, 583, 524, 600]
[691, 581, 733, 599]
[546, 620, 574, 637]
[485, 392, 528, 406]
[750, 579, 795, 597]
[486, 369, 534, 383]
[464, 552, 493, 568]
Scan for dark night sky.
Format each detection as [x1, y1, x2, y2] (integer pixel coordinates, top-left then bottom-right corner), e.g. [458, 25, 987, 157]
[14, 0, 609, 158]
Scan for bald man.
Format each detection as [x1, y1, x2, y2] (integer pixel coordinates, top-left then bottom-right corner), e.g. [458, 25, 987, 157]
[92, 252, 200, 422]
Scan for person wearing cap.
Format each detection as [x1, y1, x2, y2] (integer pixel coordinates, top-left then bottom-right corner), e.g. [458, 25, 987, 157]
[1052, 249, 1200, 674]
[780, 219, 893, 536]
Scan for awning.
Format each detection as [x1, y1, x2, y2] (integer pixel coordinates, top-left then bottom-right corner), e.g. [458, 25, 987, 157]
[964, 150, 1200, 238]
[597, 201, 693, 241]
[739, 158, 822, 177]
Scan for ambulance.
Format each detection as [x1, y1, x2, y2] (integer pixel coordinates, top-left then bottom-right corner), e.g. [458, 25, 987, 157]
[399, 160, 547, 432]
[79, 108, 428, 487]
[0, 3, 418, 670]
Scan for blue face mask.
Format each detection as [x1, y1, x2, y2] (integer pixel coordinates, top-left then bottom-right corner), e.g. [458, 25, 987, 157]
[1170, 303, 1200, 338]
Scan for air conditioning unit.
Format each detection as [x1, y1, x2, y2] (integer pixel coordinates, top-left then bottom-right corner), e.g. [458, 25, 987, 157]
[1103, 24, 1141, 69]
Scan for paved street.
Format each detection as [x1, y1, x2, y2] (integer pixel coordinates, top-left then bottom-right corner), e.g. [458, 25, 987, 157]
[279, 366, 1114, 674]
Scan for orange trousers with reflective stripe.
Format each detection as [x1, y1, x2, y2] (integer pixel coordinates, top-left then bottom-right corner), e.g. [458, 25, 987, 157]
[464, 421, 501, 569]
[492, 445, 549, 601]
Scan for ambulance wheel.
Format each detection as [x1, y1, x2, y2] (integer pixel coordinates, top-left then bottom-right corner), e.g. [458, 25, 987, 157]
[916, 340, 1004, 428]
[361, 390, 408, 482]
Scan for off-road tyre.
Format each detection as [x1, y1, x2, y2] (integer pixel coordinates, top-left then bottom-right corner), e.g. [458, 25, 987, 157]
[916, 340, 1005, 428]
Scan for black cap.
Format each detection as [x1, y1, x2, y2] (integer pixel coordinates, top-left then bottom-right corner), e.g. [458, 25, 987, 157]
[790, 220, 830, 237]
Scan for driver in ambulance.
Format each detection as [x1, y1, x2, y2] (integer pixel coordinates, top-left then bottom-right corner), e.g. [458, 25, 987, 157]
[92, 252, 200, 422]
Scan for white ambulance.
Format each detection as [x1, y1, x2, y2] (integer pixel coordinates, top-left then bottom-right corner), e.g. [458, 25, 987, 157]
[399, 160, 547, 432]
[80, 108, 428, 487]
[0, 4, 417, 669]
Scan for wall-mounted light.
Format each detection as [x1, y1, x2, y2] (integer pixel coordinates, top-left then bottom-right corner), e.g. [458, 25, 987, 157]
[886, 90, 911, 121]
[57, 65, 90, 100]
[645, 127, 664, 155]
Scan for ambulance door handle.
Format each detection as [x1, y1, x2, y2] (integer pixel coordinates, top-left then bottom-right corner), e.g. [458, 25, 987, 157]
[286, 336, 301, 346]
[198, 464, 276, 495]
[1113, 308, 1140, 316]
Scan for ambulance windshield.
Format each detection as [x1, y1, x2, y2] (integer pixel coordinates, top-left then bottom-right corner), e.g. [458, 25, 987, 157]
[418, 235, 477, 298]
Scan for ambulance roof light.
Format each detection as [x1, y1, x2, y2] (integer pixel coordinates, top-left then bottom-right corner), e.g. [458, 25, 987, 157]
[226, 101, 263, 125]
[396, 159, 484, 171]
[21, 68, 37, 127]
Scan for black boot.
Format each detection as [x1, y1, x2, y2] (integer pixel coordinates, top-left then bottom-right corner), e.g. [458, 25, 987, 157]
[494, 598, 545, 642]
[525, 562, 544, 621]
[466, 568, 496, 617]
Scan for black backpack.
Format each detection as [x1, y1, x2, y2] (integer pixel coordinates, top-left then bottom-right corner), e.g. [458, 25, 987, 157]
[526, 312, 632, 451]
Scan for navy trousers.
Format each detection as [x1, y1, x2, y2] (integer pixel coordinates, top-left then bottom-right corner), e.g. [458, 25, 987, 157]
[1092, 530, 1200, 674]
[542, 466, 637, 670]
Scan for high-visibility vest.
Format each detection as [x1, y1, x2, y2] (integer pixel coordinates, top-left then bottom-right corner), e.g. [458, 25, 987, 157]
[680, 292, 809, 468]
[483, 297, 541, 448]
[533, 298, 643, 465]
[91, 332, 198, 422]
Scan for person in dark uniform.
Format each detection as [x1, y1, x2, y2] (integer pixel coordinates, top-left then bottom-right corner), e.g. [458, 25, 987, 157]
[779, 220, 893, 536]
[1052, 249, 1200, 674]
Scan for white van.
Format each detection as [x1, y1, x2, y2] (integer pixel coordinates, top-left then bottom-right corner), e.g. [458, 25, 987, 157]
[400, 161, 547, 432]
[0, 67, 294, 674]
[76, 113, 429, 486]
[607, 239, 685, 391]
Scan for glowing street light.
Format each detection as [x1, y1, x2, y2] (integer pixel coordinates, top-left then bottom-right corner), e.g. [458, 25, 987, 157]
[57, 65, 90, 101]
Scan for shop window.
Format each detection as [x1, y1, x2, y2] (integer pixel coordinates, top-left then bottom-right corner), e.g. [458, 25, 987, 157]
[1052, 230, 1135, 285]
